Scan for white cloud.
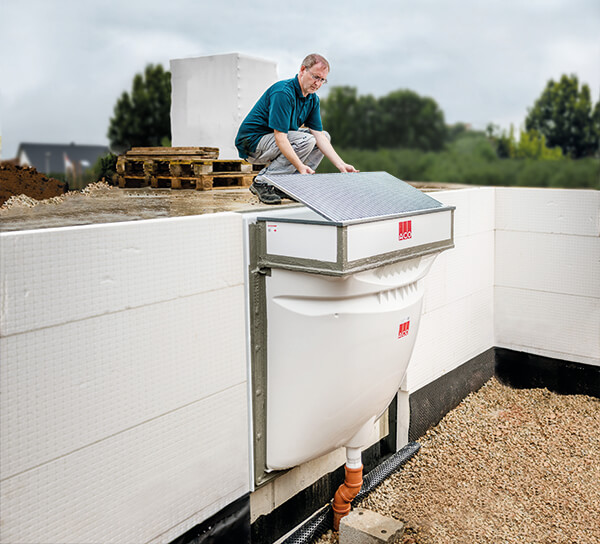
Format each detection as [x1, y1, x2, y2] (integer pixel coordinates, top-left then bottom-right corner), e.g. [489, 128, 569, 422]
[1, 0, 599, 158]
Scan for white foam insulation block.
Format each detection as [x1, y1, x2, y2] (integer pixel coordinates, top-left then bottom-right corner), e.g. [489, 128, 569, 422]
[495, 286, 599, 365]
[170, 52, 278, 159]
[495, 188, 599, 366]
[0, 214, 244, 335]
[406, 188, 495, 392]
[408, 288, 495, 392]
[0, 213, 250, 543]
[495, 187, 600, 236]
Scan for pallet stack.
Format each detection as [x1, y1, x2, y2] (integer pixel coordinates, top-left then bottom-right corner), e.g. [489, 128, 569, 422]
[116, 147, 263, 190]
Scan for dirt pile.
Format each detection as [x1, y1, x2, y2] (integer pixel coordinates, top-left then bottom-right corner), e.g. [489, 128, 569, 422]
[0, 163, 66, 206]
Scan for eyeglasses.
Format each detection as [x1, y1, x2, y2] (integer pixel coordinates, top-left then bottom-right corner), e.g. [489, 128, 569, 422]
[305, 67, 328, 85]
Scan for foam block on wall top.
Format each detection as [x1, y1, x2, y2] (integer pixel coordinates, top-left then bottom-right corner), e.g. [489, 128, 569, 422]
[0, 213, 244, 336]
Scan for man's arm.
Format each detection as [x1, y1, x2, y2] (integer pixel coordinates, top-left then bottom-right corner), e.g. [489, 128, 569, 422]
[274, 130, 315, 174]
[310, 129, 359, 173]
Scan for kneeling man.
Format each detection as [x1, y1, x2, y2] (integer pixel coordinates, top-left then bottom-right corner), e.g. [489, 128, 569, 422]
[235, 53, 358, 204]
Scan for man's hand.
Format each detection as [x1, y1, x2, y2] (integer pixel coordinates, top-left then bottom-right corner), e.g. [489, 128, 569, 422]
[338, 163, 359, 173]
[298, 164, 315, 175]
[310, 129, 360, 174]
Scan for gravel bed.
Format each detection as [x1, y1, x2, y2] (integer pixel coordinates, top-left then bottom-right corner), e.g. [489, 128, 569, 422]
[316, 378, 599, 544]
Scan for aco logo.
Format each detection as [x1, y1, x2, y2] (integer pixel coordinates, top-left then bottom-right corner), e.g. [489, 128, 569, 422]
[398, 319, 410, 338]
[398, 220, 412, 241]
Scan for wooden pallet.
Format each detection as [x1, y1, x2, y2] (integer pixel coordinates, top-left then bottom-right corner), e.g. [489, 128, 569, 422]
[117, 153, 253, 183]
[115, 146, 260, 189]
[197, 173, 254, 190]
[117, 172, 255, 190]
[117, 175, 150, 188]
[127, 146, 219, 159]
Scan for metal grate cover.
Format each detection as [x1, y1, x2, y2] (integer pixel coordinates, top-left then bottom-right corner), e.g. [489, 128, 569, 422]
[263, 171, 445, 224]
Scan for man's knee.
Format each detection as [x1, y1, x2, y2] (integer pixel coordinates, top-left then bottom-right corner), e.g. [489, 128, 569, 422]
[290, 131, 316, 153]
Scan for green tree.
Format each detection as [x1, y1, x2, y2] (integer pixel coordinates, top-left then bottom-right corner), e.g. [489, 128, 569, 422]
[525, 74, 599, 158]
[320, 86, 360, 148]
[487, 123, 563, 160]
[354, 94, 380, 148]
[108, 64, 171, 153]
[377, 89, 446, 151]
[514, 128, 563, 160]
[321, 87, 446, 151]
[447, 123, 471, 142]
[486, 123, 512, 158]
[92, 152, 119, 184]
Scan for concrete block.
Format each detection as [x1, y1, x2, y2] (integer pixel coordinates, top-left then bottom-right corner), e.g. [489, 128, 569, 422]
[340, 508, 404, 544]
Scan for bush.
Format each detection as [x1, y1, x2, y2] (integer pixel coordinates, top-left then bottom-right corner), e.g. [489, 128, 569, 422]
[317, 145, 599, 189]
[92, 153, 119, 185]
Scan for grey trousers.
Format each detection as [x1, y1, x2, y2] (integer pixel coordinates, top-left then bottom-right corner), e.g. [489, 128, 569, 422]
[247, 128, 330, 179]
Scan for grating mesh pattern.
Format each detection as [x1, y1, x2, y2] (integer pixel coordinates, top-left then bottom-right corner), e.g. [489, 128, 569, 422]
[353, 442, 421, 503]
[281, 507, 333, 544]
[264, 172, 444, 224]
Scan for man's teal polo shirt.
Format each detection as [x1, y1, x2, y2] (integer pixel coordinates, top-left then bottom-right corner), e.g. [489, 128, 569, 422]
[235, 76, 323, 159]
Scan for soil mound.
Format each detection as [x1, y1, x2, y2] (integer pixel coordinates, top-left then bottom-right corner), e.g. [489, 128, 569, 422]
[0, 163, 66, 206]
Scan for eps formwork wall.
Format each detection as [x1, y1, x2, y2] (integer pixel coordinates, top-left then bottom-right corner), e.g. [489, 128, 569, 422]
[397, 187, 496, 443]
[407, 187, 496, 390]
[398, 186, 598, 445]
[494, 188, 600, 366]
[0, 214, 250, 544]
[1, 187, 597, 544]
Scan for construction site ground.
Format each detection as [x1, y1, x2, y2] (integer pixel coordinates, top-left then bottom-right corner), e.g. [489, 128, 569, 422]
[0, 184, 279, 232]
[0, 165, 461, 232]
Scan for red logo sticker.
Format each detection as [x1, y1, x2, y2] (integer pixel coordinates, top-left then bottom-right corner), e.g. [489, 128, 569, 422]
[398, 319, 410, 338]
[267, 223, 278, 233]
[398, 220, 412, 241]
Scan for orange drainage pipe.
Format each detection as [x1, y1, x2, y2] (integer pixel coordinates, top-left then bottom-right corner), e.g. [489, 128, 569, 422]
[332, 464, 363, 531]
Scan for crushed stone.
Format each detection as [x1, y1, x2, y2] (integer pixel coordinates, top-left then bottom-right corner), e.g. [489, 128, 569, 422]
[315, 378, 600, 544]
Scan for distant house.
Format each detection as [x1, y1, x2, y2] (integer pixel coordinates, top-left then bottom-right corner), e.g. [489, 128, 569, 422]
[16, 142, 110, 176]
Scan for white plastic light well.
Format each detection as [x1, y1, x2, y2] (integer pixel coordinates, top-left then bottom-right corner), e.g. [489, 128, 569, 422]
[251, 174, 455, 471]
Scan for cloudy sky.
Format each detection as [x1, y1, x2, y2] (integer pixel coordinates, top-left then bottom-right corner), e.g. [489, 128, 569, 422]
[1, 0, 599, 159]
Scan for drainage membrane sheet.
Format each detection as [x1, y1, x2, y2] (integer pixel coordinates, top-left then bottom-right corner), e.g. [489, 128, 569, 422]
[263, 171, 445, 225]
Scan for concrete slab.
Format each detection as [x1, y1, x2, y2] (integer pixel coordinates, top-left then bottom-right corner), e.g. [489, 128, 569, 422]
[339, 508, 404, 544]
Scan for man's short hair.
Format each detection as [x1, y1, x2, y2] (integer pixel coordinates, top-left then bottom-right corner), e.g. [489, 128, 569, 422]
[302, 53, 330, 72]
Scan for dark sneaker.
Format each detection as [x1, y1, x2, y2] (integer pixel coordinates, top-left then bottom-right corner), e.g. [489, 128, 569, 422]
[273, 187, 298, 202]
[249, 181, 281, 205]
